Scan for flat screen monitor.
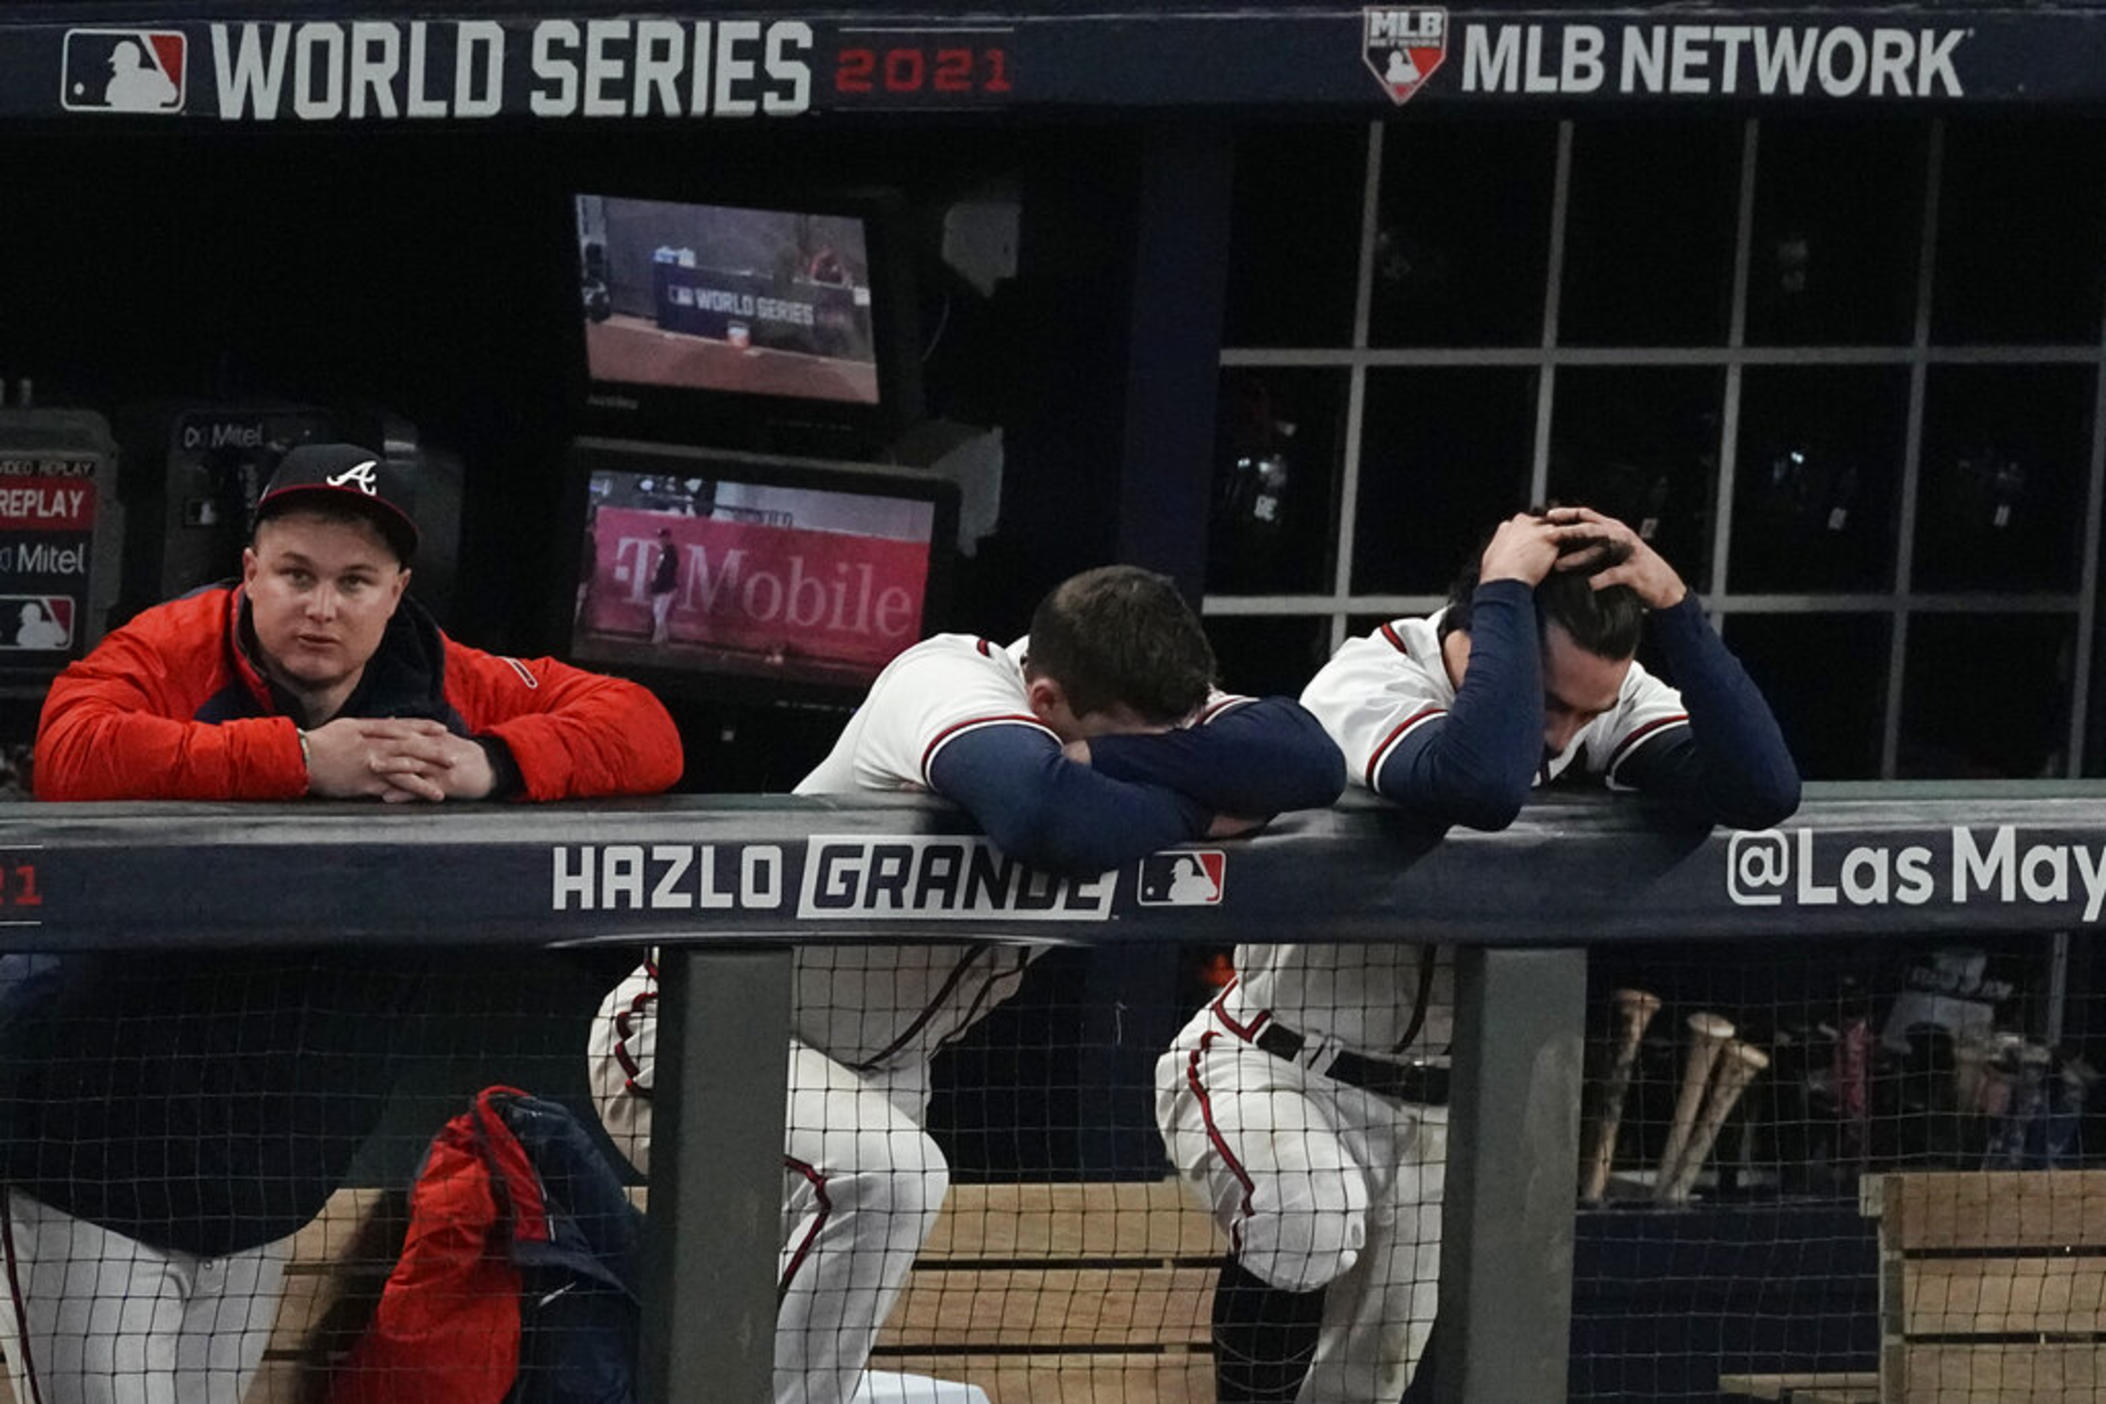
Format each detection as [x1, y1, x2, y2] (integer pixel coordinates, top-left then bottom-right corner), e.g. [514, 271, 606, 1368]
[574, 192, 918, 442]
[558, 436, 956, 705]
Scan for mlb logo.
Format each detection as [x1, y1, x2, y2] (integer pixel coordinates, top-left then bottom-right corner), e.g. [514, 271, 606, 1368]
[0, 597, 72, 652]
[1363, 8, 1447, 106]
[62, 29, 186, 114]
[1137, 850, 1226, 907]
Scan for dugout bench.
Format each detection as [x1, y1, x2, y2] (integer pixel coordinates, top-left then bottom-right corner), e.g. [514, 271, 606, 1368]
[5, 785, 2106, 1403]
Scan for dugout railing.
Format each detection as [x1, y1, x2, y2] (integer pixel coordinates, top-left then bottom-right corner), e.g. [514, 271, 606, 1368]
[4, 782, 2102, 1403]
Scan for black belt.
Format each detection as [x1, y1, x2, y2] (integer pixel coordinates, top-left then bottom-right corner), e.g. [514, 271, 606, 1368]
[1254, 1023, 1449, 1105]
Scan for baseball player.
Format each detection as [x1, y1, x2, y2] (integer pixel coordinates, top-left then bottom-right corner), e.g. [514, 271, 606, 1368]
[6, 444, 684, 1404]
[591, 563, 1346, 1404]
[1156, 506, 1799, 1402]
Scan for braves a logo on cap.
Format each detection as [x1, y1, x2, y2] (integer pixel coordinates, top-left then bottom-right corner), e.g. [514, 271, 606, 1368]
[1137, 850, 1226, 907]
[1362, 8, 1446, 106]
[326, 461, 381, 495]
[62, 29, 186, 114]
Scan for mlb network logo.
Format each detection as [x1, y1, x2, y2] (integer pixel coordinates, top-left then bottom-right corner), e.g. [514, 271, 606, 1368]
[1137, 850, 1226, 907]
[1362, 7, 1447, 106]
[62, 30, 186, 114]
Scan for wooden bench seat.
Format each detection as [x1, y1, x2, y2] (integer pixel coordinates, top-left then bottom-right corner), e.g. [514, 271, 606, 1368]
[872, 1178, 1228, 1404]
[1866, 1170, 2106, 1403]
[208, 1177, 1226, 1404]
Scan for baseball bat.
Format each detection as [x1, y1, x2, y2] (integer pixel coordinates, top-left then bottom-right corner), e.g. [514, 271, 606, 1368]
[1655, 1012, 1736, 1200]
[1664, 1041, 1770, 1203]
[1582, 988, 1662, 1203]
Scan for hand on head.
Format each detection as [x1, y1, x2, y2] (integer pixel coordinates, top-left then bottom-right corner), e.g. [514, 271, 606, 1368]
[1541, 505, 1688, 609]
[303, 717, 497, 802]
[1477, 512, 1567, 588]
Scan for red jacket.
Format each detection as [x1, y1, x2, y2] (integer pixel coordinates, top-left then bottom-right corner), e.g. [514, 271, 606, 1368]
[34, 586, 683, 801]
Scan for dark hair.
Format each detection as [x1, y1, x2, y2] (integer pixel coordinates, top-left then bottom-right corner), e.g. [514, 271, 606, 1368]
[1440, 512, 1645, 661]
[1027, 565, 1215, 723]
[253, 498, 413, 567]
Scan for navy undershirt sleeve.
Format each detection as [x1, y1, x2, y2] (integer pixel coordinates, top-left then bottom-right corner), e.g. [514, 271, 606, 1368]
[1372, 579, 1542, 831]
[1614, 596, 1801, 829]
[927, 723, 1209, 874]
[1083, 697, 1346, 817]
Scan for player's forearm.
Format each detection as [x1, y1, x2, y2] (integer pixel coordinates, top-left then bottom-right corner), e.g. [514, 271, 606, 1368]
[481, 678, 684, 799]
[34, 708, 305, 801]
[1631, 598, 1801, 828]
[1374, 580, 1541, 829]
[931, 726, 1206, 874]
[1083, 698, 1346, 817]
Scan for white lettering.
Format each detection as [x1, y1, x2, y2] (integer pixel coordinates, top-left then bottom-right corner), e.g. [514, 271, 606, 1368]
[1816, 27, 1867, 97]
[742, 845, 783, 907]
[1796, 827, 1837, 904]
[552, 846, 593, 909]
[2075, 845, 2106, 922]
[1562, 26, 1605, 93]
[764, 21, 813, 115]
[1919, 28, 1964, 98]
[2022, 844, 2071, 904]
[1953, 825, 2016, 903]
[1869, 28, 1914, 96]
[650, 844, 694, 909]
[1712, 26, 1751, 93]
[1894, 846, 1935, 905]
[292, 23, 345, 120]
[455, 21, 504, 118]
[1523, 27, 1557, 93]
[1622, 25, 1666, 92]
[1841, 846, 1888, 904]
[406, 21, 446, 117]
[1669, 26, 1711, 93]
[529, 20, 580, 117]
[1462, 25, 1520, 92]
[347, 22, 399, 119]
[602, 844, 645, 910]
[212, 23, 291, 120]
[715, 19, 759, 117]
[633, 19, 685, 116]
[1753, 27, 1818, 95]
[583, 18, 627, 117]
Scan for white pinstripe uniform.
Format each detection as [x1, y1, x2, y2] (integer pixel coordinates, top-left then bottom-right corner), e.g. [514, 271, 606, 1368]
[593, 633, 1249, 1404]
[1155, 608, 1688, 1403]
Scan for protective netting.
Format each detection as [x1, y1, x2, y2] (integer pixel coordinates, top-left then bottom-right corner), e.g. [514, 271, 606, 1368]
[0, 932, 2090, 1402]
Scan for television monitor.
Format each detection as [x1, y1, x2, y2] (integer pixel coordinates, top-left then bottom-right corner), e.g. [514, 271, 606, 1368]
[571, 191, 921, 445]
[556, 436, 957, 706]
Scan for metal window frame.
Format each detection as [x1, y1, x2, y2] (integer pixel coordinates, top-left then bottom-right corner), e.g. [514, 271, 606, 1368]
[1208, 116, 2106, 781]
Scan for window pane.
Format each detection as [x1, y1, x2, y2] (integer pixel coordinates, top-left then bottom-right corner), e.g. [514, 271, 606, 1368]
[1914, 364, 2094, 593]
[1222, 125, 1367, 347]
[1746, 120, 1926, 347]
[1549, 366, 1726, 590]
[1730, 366, 1909, 592]
[1720, 614, 1890, 780]
[1352, 367, 1538, 595]
[1367, 120, 1557, 347]
[1205, 616, 1334, 699]
[1207, 368, 1347, 596]
[1899, 613, 2075, 778]
[1561, 120, 1741, 347]
[1933, 120, 2106, 345]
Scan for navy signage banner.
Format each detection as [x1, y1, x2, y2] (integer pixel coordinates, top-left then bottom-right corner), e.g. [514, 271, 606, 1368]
[4, 8, 2106, 122]
[6, 791, 2106, 951]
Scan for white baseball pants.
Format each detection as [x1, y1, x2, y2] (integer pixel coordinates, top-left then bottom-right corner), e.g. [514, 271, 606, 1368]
[1156, 1007, 1446, 1404]
[0, 1188, 290, 1404]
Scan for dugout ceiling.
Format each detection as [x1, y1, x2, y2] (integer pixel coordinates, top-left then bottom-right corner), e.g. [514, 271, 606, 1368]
[6, 4, 2106, 123]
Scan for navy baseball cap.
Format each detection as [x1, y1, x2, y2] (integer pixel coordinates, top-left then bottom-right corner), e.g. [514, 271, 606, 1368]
[254, 443, 419, 563]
